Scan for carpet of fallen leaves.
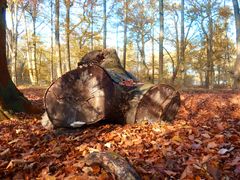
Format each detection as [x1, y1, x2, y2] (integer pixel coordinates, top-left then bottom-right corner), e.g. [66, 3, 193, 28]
[0, 87, 240, 179]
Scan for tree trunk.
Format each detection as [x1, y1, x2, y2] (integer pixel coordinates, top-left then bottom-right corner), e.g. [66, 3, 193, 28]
[206, 2, 214, 89]
[9, 3, 18, 85]
[180, 0, 185, 84]
[123, 0, 127, 69]
[50, 0, 54, 82]
[23, 10, 34, 84]
[44, 49, 180, 128]
[55, 0, 63, 77]
[232, 0, 240, 89]
[140, 34, 149, 79]
[172, 12, 180, 83]
[64, 0, 71, 71]
[159, 0, 164, 83]
[151, 26, 155, 83]
[90, 1, 94, 50]
[103, 0, 107, 48]
[32, 14, 38, 85]
[0, 1, 39, 119]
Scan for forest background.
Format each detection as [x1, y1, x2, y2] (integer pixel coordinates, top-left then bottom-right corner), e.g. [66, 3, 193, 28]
[5, 0, 240, 89]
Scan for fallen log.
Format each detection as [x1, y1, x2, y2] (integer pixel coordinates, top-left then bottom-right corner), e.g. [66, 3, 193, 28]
[44, 49, 180, 128]
[85, 152, 141, 180]
[124, 83, 180, 124]
[44, 64, 119, 128]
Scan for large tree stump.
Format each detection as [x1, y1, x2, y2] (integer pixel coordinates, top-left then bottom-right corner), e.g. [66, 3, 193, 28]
[44, 49, 180, 128]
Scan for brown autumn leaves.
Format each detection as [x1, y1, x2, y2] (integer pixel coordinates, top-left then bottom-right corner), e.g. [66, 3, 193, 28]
[0, 88, 240, 179]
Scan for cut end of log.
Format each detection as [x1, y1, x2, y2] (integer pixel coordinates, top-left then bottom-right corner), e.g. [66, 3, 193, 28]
[44, 65, 116, 128]
[135, 84, 180, 123]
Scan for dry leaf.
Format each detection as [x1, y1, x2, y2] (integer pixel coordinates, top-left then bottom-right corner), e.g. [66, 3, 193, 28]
[201, 133, 210, 139]
[180, 165, 193, 180]
[172, 135, 182, 143]
[207, 142, 218, 149]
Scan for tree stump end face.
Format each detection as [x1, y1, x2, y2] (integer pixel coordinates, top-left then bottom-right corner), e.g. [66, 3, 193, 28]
[44, 65, 115, 128]
[135, 84, 180, 123]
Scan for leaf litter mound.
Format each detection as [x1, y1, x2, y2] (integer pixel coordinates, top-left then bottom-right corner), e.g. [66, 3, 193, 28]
[0, 88, 240, 179]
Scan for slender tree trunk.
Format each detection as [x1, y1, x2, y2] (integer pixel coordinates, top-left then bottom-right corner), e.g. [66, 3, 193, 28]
[32, 15, 38, 85]
[50, 0, 54, 82]
[0, 1, 38, 116]
[103, 0, 107, 48]
[24, 11, 34, 84]
[152, 26, 155, 83]
[13, 3, 18, 85]
[232, 0, 240, 89]
[90, 1, 94, 50]
[116, 24, 119, 52]
[180, 0, 185, 84]
[141, 35, 149, 79]
[55, 0, 62, 77]
[159, 0, 164, 83]
[206, 1, 213, 89]
[64, 0, 71, 71]
[172, 13, 180, 83]
[123, 0, 127, 69]
[9, 4, 17, 84]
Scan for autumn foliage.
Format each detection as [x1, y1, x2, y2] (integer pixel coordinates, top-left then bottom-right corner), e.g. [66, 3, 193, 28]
[0, 88, 240, 179]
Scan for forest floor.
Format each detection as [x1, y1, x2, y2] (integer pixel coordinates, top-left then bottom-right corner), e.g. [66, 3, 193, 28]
[0, 87, 240, 179]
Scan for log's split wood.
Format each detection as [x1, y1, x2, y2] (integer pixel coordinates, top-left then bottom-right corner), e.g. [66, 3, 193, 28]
[44, 49, 180, 128]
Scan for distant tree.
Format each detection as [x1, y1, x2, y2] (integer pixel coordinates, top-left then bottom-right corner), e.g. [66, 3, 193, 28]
[180, 0, 185, 83]
[55, 0, 62, 77]
[188, 0, 221, 89]
[128, 0, 154, 80]
[159, 0, 164, 82]
[232, 0, 240, 89]
[50, 0, 54, 81]
[26, 0, 42, 84]
[7, 0, 21, 85]
[103, 0, 107, 48]
[123, 0, 128, 69]
[64, 0, 74, 71]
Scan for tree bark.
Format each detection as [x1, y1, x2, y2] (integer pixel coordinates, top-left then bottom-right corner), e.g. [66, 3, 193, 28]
[55, 0, 63, 77]
[32, 5, 38, 85]
[0, 1, 39, 119]
[171, 10, 180, 83]
[180, 0, 185, 84]
[232, 0, 240, 89]
[50, 0, 54, 82]
[64, 0, 71, 71]
[159, 0, 164, 83]
[90, 1, 94, 50]
[23, 10, 34, 84]
[151, 26, 155, 83]
[103, 0, 107, 48]
[123, 0, 127, 69]
[9, 2, 18, 85]
[206, 0, 214, 89]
